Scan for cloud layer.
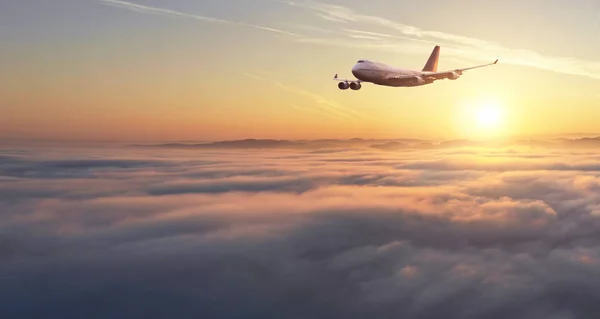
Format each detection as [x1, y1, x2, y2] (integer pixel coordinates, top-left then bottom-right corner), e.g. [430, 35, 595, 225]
[3, 144, 600, 318]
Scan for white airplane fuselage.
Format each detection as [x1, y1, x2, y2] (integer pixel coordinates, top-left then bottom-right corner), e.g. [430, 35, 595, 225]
[334, 45, 498, 90]
[351, 60, 436, 87]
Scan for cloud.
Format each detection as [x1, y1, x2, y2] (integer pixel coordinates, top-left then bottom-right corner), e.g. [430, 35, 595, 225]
[240, 72, 370, 121]
[272, 81, 376, 121]
[135, 136, 600, 151]
[100, 0, 301, 37]
[4, 144, 600, 318]
[100, 0, 600, 81]
[281, 0, 600, 80]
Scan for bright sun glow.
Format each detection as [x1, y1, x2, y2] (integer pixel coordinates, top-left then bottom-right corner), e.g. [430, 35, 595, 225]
[472, 101, 505, 139]
[476, 104, 503, 128]
[454, 98, 507, 139]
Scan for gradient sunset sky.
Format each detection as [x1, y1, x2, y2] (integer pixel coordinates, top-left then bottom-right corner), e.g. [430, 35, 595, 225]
[2, 0, 599, 142]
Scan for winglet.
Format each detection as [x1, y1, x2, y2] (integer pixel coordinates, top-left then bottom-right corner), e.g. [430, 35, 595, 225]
[334, 74, 338, 79]
[494, 59, 499, 64]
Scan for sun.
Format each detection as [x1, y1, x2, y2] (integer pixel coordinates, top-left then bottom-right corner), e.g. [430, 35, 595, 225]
[476, 103, 503, 128]
[454, 98, 507, 139]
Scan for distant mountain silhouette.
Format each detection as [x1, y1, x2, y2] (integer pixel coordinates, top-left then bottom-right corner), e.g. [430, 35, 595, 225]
[132, 136, 600, 150]
[562, 136, 600, 148]
[135, 138, 425, 150]
[145, 139, 311, 149]
[437, 139, 476, 148]
[370, 142, 409, 151]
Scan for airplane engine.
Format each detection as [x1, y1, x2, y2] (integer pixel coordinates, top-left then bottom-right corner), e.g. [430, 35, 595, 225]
[350, 82, 362, 90]
[448, 71, 461, 80]
[414, 76, 425, 85]
[338, 82, 350, 90]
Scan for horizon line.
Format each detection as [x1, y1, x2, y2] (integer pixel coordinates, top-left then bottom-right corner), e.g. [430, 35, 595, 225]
[2, 132, 600, 146]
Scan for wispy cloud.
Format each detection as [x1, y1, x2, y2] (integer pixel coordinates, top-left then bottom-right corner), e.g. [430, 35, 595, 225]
[275, 83, 371, 120]
[289, 104, 339, 120]
[281, 0, 494, 47]
[282, 23, 338, 35]
[100, 0, 301, 37]
[241, 72, 369, 121]
[101, 0, 600, 81]
[343, 29, 394, 39]
[280, 0, 600, 80]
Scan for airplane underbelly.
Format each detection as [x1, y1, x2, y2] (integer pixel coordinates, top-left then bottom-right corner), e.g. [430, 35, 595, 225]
[379, 78, 427, 87]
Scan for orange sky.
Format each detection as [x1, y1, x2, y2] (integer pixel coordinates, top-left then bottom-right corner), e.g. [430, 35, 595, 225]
[2, 0, 599, 142]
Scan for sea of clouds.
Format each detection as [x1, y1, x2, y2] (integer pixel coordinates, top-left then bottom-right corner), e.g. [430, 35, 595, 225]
[2, 142, 600, 318]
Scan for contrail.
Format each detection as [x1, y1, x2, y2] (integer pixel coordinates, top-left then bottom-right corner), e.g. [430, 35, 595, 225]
[241, 72, 369, 121]
[100, 0, 301, 37]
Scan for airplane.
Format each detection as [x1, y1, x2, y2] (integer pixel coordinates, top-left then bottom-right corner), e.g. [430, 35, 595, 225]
[333, 46, 498, 90]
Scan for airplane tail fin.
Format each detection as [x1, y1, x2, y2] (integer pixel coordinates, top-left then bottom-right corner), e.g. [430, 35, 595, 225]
[422, 46, 440, 72]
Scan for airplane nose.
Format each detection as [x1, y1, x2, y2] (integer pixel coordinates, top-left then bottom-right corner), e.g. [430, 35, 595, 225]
[351, 65, 361, 78]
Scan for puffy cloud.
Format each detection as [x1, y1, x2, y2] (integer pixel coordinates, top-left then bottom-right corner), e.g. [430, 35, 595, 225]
[2, 145, 600, 318]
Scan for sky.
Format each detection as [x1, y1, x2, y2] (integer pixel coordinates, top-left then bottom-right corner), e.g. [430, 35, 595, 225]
[1, 0, 600, 142]
[5, 3, 600, 317]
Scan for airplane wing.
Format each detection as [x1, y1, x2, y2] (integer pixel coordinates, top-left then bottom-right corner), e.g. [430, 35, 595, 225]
[422, 59, 499, 80]
[333, 74, 360, 82]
